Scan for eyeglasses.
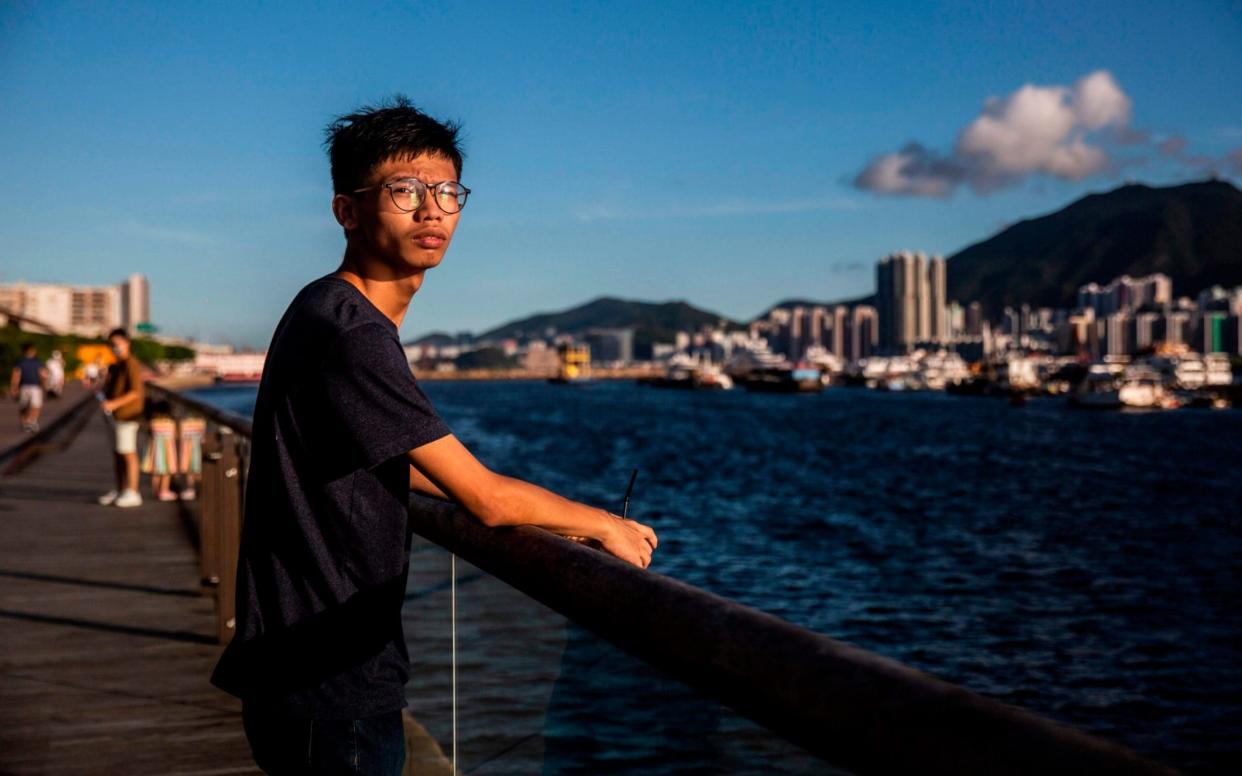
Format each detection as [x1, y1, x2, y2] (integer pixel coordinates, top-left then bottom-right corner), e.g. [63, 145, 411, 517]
[353, 178, 471, 214]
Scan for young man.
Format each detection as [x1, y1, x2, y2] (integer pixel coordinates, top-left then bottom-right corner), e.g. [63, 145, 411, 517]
[10, 342, 47, 433]
[98, 328, 145, 508]
[211, 98, 658, 774]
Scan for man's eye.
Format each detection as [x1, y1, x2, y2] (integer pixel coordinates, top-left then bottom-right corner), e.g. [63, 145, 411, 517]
[391, 185, 415, 194]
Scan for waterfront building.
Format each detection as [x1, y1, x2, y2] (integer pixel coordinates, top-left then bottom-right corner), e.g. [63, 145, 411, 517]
[947, 301, 966, 342]
[1077, 273, 1172, 317]
[0, 275, 150, 337]
[1134, 311, 1161, 352]
[120, 273, 150, 331]
[584, 327, 635, 365]
[850, 305, 879, 360]
[928, 254, 947, 341]
[828, 305, 848, 359]
[1198, 312, 1228, 354]
[965, 301, 983, 337]
[876, 251, 947, 352]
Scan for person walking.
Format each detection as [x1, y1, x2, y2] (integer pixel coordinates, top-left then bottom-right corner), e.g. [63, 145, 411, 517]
[45, 350, 66, 398]
[211, 97, 657, 775]
[97, 329, 145, 508]
[10, 342, 47, 433]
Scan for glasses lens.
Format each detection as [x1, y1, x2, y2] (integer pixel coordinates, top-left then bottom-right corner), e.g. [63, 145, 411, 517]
[434, 182, 467, 214]
[387, 180, 425, 212]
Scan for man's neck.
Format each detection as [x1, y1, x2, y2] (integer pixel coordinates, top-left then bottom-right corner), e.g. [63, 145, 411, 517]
[333, 254, 425, 330]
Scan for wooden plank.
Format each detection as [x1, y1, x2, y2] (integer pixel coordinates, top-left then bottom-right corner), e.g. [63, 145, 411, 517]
[0, 412, 258, 774]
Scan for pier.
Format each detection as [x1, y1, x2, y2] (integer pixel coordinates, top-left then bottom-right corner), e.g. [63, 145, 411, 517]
[0, 402, 255, 774]
[0, 387, 1177, 774]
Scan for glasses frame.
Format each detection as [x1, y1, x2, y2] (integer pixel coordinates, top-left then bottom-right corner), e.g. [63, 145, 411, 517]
[353, 177, 472, 214]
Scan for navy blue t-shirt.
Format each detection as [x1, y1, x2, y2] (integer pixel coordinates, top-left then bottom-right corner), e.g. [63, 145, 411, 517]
[15, 356, 42, 386]
[211, 276, 451, 718]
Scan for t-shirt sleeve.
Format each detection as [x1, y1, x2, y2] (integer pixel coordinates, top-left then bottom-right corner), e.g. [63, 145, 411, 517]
[322, 322, 451, 470]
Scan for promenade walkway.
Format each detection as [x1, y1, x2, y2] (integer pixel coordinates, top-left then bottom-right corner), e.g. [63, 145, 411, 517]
[0, 408, 256, 774]
[0, 383, 88, 459]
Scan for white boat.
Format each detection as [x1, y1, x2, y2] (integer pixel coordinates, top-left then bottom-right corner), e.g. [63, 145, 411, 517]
[1069, 367, 1122, 409]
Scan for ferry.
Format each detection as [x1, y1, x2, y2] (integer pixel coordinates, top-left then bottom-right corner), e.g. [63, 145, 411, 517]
[639, 355, 734, 390]
[548, 343, 594, 385]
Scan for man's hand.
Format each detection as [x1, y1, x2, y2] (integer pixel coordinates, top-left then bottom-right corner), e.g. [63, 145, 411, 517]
[597, 513, 658, 569]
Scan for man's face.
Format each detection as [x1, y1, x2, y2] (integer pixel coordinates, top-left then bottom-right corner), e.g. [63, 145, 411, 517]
[109, 336, 129, 359]
[336, 153, 462, 275]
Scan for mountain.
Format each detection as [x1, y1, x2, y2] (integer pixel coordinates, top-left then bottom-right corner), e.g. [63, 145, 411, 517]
[948, 179, 1242, 314]
[405, 331, 458, 347]
[477, 296, 742, 349]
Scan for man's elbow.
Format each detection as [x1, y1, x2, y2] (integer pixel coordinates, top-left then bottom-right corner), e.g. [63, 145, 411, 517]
[470, 496, 512, 528]
[465, 477, 515, 528]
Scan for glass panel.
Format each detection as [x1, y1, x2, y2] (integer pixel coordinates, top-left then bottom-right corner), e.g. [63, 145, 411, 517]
[404, 541, 841, 774]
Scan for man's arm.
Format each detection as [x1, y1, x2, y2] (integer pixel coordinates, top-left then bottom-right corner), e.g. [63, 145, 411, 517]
[101, 389, 141, 413]
[408, 434, 657, 569]
[409, 465, 448, 499]
[9, 367, 17, 397]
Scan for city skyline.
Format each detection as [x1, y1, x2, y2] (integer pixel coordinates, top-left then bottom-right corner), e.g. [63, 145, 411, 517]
[2, 2, 1240, 348]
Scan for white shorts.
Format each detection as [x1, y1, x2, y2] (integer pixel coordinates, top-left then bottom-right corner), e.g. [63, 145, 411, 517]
[114, 420, 140, 454]
[19, 385, 43, 411]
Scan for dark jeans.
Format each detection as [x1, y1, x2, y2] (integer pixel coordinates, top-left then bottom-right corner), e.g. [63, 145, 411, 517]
[242, 704, 406, 775]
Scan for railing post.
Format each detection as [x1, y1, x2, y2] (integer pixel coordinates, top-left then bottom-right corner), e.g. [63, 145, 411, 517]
[199, 428, 223, 588]
[216, 429, 242, 645]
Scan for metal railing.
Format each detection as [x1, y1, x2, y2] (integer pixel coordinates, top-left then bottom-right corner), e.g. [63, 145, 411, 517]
[150, 383, 1173, 774]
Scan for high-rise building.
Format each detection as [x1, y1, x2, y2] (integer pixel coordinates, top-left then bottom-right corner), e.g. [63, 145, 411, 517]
[121, 273, 150, 330]
[927, 254, 946, 341]
[876, 251, 947, 352]
[1078, 273, 1172, 317]
[849, 305, 879, 360]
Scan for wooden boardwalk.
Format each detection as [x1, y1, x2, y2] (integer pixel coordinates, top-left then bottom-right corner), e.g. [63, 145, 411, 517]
[0, 384, 88, 461]
[0, 408, 256, 774]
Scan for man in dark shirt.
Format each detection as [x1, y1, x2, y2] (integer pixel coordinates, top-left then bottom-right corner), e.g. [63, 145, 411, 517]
[10, 342, 47, 433]
[212, 97, 658, 774]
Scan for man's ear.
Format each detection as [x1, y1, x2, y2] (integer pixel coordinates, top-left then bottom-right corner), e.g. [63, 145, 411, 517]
[331, 194, 359, 231]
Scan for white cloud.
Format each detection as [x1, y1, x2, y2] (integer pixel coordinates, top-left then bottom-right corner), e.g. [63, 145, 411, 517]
[851, 142, 964, 197]
[855, 70, 1138, 197]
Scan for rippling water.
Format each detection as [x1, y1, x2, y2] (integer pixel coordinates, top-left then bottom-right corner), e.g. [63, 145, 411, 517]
[193, 381, 1242, 773]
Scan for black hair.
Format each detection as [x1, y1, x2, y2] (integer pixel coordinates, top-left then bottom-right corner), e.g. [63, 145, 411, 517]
[107, 328, 129, 341]
[21, 341, 35, 353]
[325, 95, 465, 194]
[148, 399, 173, 418]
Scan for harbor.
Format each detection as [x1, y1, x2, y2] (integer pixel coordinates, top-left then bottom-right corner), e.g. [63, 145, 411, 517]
[184, 377, 1241, 773]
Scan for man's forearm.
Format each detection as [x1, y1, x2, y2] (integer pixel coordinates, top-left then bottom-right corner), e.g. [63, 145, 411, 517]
[107, 390, 141, 409]
[479, 473, 616, 541]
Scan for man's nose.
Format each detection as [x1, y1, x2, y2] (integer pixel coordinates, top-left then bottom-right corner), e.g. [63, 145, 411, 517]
[412, 193, 441, 219]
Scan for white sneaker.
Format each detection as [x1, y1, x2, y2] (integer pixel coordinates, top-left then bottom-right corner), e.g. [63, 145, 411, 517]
[97, 490, 120, 506]
[114, 490, 143, 508]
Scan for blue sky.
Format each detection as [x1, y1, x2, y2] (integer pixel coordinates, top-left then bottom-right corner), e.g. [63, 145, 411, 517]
[2, 1, 1239, 347]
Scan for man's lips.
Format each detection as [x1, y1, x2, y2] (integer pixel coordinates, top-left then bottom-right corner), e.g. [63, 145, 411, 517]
[411, 230, 448, 249]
